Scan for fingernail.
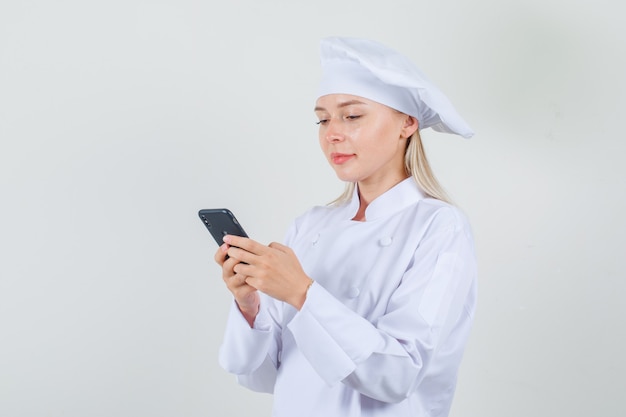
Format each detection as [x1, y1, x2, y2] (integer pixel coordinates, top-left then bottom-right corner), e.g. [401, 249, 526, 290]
[223, 235, 231, 243]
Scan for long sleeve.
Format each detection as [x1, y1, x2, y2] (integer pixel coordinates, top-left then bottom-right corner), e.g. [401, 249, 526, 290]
[216, 178, 477, 416]
[286, 211, 476, 403]
[218, 293, 283, 393]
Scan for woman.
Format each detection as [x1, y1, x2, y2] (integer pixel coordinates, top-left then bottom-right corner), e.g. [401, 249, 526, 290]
[214, 37, 477, 417]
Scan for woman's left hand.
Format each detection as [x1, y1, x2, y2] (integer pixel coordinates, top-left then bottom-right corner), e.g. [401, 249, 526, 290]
[223, 235, 312, 310]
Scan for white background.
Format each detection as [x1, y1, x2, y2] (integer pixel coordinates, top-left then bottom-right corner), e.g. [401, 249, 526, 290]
[1, 1, 624, 416]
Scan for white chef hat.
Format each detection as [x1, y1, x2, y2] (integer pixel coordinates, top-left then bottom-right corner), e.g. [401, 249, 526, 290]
[317, 37, 474, 138]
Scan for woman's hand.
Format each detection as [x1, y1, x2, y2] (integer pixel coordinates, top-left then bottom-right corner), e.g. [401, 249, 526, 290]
[223, 235, 313, 310]
[214, 242, 260, 327]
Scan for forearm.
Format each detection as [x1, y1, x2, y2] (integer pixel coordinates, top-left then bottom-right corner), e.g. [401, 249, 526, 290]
[218, 297, 279, 376]
[286, 281, 471, 403]
[287, 284, 425, 400]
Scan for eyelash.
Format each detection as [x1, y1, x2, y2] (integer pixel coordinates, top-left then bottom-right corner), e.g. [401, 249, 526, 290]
[316, 115, 361, 125]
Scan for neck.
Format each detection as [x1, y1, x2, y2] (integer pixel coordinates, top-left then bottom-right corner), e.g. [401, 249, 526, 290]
[352, 174, 409, 221]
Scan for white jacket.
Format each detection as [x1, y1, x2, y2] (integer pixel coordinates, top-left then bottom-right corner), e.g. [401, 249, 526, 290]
[219, 178, 477, 417]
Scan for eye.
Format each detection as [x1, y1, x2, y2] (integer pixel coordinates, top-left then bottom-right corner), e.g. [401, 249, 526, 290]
[346, 115, 361, 121]
[316, 119, 329, 125]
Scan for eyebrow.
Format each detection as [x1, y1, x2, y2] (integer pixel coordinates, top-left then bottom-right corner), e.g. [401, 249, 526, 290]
[314, 99, 368, 112]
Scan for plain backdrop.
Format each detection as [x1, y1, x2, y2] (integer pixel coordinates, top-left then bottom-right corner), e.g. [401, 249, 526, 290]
[1, 1, 625, 416]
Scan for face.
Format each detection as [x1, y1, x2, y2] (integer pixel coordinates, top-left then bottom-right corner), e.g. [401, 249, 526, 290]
[314, 94, 418, 186]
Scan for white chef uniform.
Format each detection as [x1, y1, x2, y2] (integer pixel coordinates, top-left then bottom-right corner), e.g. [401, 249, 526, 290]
[219, 177, 477, 417]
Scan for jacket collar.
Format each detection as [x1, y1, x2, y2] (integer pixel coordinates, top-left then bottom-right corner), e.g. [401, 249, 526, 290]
[343, 177, 426, 221]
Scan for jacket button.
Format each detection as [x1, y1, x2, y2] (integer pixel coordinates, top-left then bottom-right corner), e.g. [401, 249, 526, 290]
[379, 236, 393, 247]
[312, 233, 320, 245]
[347, 286, 360, 298]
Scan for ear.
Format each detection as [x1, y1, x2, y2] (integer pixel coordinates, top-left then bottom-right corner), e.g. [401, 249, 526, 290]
[400, 115, 419, 139]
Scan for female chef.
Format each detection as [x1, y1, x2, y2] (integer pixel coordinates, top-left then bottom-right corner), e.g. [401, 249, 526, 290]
[214, 37, 477, 417]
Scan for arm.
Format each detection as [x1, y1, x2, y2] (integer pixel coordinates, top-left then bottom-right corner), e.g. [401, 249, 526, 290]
[287, 219, 477, 403]
[218, 292, 283, 393]
[214, 241, 285, 393]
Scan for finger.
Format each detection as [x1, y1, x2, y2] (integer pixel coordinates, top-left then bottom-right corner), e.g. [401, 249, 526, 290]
[268, 241, 291, 253]
[224, 235, 266, 255]
[231, 272, 248, 285]
[233, 261, 253, 277]
[227, 246, 259, 265]
[221, 258, 240, 283]
[225, 272, 247, 290]
[243, 275, 260, 290]
[223, 255, 239, 272]
[214, 243, 230, 265]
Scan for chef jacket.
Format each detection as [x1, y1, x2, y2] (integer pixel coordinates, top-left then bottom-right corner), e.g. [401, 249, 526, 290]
[219, 177, 477, 417]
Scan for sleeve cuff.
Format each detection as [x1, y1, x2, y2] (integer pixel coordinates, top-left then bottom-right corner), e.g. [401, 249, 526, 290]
[287, 283, 384, 385]
[218, 299, 274, 374]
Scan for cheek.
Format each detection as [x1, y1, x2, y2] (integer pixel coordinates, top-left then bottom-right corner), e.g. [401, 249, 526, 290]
[318, 133, 327, 152]
[365, 130, 403, 160]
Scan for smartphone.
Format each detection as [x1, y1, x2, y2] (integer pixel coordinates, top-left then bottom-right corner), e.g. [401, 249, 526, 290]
[198, 208, 248, 246]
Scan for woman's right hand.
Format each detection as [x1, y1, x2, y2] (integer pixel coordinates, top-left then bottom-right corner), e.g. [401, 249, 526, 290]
[215, 243, 260, 327]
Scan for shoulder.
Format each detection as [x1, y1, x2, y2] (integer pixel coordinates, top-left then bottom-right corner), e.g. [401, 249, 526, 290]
[413, 198, 473, 238]
[293, 202, 346, 229]
[405, 199, 476, 268]
[283, 202, 347, 245]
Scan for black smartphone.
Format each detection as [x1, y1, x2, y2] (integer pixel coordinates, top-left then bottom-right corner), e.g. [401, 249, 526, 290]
[198, 208, 248, 246]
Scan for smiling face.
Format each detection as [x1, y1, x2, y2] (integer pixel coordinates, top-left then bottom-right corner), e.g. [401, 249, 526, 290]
[314, 94, 418, 190]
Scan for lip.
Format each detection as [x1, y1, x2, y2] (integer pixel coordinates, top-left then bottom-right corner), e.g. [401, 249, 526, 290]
[330, 152, 355, 165]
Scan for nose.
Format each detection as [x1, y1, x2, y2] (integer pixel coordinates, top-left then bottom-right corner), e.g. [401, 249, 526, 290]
[324, 119, 344, 142]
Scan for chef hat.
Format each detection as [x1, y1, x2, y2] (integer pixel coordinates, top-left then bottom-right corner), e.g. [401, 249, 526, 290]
[317, 37, 474, 138]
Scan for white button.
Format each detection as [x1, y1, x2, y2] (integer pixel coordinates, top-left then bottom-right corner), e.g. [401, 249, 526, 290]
[347, 286, 360, 298]
[379, 236, 393, 247]
[312, 233, 320, 245]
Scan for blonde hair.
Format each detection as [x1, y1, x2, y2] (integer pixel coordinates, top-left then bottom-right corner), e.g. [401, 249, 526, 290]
[331, 130, 452, 205]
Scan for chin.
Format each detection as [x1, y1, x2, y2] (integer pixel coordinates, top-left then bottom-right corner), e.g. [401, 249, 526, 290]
[335, 174, 360, 183]
[331, 169, 352, 182]
[330, 165, 364, 183]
